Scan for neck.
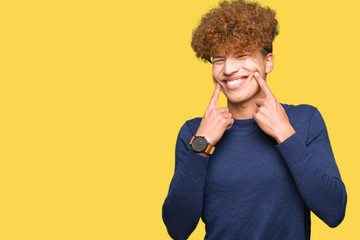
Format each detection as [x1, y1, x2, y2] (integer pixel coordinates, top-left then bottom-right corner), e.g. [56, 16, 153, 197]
[227, 90, 266, 120]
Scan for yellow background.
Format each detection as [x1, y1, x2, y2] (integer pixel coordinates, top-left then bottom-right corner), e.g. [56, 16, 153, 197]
[1, 0, 359, 239]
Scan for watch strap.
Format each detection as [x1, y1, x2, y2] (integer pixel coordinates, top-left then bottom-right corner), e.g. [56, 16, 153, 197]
[205, 144, 215, 155]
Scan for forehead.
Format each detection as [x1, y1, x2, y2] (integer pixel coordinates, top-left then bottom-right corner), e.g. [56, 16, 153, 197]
[212, 42, 258, 56]
[214, 45, 263, 56]
[213, 48, 266, 57]
[212, 50, 257, 60]
[213, 49, 247, 57]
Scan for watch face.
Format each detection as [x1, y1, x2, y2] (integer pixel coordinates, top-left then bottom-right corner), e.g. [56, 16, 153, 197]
[192, 137, 208, 152]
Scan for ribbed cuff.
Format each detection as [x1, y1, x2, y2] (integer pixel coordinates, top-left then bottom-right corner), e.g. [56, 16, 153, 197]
[182, 149, 209, 178]
[275, 132, 311, 167]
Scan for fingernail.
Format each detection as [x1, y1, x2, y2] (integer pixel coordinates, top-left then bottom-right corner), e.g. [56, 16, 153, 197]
[255, 72, 259, 76]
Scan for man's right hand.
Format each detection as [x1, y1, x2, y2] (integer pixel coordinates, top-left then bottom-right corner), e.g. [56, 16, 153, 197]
[195, 83, 234, 146]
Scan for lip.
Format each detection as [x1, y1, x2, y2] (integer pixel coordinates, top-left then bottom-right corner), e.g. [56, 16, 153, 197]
[223, 75, 249, 81]
[222, 75, 250, 90]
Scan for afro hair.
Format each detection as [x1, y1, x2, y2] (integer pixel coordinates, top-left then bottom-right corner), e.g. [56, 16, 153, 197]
[191, 0, 279, 63]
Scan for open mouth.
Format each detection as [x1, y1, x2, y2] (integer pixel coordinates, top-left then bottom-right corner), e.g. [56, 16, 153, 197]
[223, 75, 249, 89]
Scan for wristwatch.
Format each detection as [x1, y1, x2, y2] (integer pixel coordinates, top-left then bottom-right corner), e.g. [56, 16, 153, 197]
[189, 136, 215, 155]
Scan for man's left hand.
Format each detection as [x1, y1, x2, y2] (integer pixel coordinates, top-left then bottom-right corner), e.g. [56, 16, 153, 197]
[252, 72, 296, 144]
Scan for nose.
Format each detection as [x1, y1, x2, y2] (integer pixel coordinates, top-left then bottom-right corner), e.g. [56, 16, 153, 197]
[223, 58, 240, 75]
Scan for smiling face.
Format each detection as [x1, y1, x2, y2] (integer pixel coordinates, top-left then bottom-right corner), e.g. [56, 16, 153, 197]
[212, 49, 274, 105]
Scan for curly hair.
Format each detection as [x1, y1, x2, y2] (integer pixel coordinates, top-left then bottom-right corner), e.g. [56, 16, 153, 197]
[191, 0, 279, 63]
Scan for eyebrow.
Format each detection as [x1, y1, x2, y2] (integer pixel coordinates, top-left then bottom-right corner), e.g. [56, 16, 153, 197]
[236, 51, 251, 56]
[212, 56, 225, 59]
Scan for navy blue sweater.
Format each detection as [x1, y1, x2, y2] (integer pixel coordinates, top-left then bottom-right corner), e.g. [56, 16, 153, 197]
[162, 104, 347, 240]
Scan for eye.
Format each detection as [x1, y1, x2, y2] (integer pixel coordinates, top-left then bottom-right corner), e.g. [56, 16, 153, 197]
[237, 54, 247, 58]
[212, 59, 224, 64]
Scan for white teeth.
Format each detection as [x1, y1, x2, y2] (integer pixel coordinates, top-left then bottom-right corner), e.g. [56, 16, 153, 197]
[227, 79, 242, 85]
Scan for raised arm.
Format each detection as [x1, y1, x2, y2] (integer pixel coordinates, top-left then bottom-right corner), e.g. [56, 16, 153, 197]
[162, 83, 234, 239]
[275, 107, 347, 227]
[162, 121, 209, 239]
[252, 72, 347, 227]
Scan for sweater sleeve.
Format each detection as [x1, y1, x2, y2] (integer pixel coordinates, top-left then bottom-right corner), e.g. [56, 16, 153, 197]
[162, 121, 209, 240]
[275, 107, 347, 228]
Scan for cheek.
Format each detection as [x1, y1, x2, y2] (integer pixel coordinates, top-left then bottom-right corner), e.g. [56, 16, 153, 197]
[242, 59, 263, 73]
[212, 67, 221, 81]
[244, 64, 257, 73]
[249, 77, 261, 94]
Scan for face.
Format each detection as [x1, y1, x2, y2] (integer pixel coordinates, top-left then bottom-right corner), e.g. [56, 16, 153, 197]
[212, 49, 274, 105]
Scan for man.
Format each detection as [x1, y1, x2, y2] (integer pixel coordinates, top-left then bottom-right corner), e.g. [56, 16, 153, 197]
[162, 0, 347, 239]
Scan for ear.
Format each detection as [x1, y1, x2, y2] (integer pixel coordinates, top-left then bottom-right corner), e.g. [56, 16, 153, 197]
[265, 53, 274, 74]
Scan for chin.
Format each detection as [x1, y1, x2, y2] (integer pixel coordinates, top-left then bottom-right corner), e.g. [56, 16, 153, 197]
[224, 88, 260, 105]
[224, 94, 247, 104]
[227, 97, 248, 104]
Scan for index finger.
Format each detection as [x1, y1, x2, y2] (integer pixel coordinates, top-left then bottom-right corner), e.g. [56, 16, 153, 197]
[254, 72, 275, 99]
[208, 83, 221, 109]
